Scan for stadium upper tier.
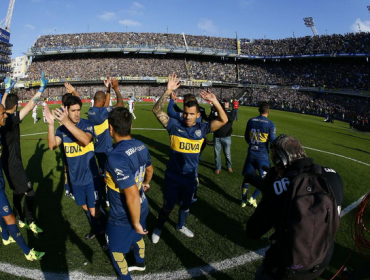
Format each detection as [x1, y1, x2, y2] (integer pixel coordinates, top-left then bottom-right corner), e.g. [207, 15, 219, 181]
[23, 54, 370, 91]
[27, 32, 370, 58]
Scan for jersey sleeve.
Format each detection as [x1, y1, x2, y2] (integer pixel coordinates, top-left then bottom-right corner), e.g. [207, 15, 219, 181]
[173, 103, 183, 113]
[269, 122, 276, 144]
[167, 99, 183, 121]
[82, 122, 95, 138]
[145, 148, 152, 167]
[100, 106, 113, 120]
[245, 120, 251, 144]
[55, 127, 63, 139]
[201, 121, 211, 136]
[166, 117, 179, 134]
[108, 154, 136, 190]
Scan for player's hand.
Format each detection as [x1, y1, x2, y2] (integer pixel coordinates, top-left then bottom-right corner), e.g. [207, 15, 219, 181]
[52, 106, 69, 125]
[4, 76, 16, 94]
[133, 223, 148, 235]
[39, 71, 49, 94]
[170, 91, 177, 100]
[64, 82, 76, 94]
[167, 73, 181, 92]
[200, 90, 217, 103]
[142, 183, 150, 193]
[44, 105, 55, 125]
[112, 77, 119, 91]
[104, 76, 112, 89]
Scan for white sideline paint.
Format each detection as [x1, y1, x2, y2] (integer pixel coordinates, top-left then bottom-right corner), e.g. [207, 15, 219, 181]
[6, 130, 367, 279]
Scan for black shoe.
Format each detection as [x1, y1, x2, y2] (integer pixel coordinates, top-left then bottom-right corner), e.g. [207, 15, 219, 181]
[84, 232, 96, 240]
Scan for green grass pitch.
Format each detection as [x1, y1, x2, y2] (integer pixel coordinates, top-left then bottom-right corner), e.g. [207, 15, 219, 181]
[0, 102, 369, 279]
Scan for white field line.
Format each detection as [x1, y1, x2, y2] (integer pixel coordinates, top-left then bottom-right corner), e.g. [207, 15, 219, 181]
[4, 130, 367, 279]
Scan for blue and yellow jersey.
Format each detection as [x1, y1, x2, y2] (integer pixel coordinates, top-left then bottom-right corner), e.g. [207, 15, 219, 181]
[105, 139, 151, 224]
[88, 106, 113, 154]
[0, 137, 4, 191]
[245, 115, 276, 161]
[166, 118, 210, 175]
[56, 118, 99, 186]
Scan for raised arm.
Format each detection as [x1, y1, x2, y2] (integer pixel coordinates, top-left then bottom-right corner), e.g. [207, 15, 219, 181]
[19, 71, 49, 121]
[1, 76, 16, 106]
[112, 77, 124, 108]
[45, 105, 62, 150]
[199, 90, 227, 132]
[167, 92, 183, 121]
[52, 106, 92, 147]
[64, 83, 79, 97]
[103, 76, 111, 107]
[153, 73, 181, 127]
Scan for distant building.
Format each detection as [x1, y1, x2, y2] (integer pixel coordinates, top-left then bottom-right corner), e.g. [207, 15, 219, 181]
[11, 55, 30, 79]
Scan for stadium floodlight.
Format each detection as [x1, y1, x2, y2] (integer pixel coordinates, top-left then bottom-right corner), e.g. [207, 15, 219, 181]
[303, 17, 319, 36]
[0, 0, 16, 31]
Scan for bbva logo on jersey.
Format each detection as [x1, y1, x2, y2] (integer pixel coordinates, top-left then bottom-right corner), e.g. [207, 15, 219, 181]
[65, 146, 82, 154]
[179, 142, 200, 151]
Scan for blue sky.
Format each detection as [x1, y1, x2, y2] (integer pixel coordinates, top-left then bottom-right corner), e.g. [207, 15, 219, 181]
[2, 0, 370, 58]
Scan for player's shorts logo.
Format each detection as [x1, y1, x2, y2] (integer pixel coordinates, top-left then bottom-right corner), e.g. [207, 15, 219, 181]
[3, 206, 9, 213]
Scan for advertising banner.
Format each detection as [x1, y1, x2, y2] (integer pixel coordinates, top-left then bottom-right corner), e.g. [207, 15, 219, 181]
[0, 28, 10, 44]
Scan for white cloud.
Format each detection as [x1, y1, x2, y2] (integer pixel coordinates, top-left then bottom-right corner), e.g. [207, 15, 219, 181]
[119, 19, 142, 27]
[24, 24, 35, 30]
[351, 18, 370, 33]
[239, 0, 255, 7]
[198, 19, 218, 34]
[98, 12, 117, 21]
[133, 2, 144, 9]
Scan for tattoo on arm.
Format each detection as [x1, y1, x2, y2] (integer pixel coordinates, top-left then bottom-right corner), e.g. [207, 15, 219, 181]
[156, 111, 169, 127]
[153, 92, 169, 114]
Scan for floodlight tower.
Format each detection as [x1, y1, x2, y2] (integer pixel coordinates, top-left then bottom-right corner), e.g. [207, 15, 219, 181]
[0, 0, 16, 31]
[303, 17, 319, 36]
[367, 6, 370, 14]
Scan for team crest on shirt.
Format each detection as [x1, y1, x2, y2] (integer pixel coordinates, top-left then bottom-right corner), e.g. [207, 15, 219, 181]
[3, 206, 9, 213]
[195, 130, 202, 137]
[107, 107, 112, 112]
[86, 126, 93, 132]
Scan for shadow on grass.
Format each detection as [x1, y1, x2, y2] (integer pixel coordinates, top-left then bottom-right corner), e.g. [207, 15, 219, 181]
[333, 143, 370, 155]
[336, 132, 370, 142]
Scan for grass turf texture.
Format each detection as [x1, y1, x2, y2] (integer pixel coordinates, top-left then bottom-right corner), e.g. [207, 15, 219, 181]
[0, 102, 369, 280]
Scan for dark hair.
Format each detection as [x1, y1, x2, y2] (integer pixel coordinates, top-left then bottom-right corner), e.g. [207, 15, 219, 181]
[184, 101, 200, 113]
[183, 94, 196, 102]
[64, 96, 82, 109]
[108, 107, 132, 137]
[5, 94, 18, 110]
[94, 91, 105, 103]
[259, 101, 270, 114]
[62, 93, 73, 106]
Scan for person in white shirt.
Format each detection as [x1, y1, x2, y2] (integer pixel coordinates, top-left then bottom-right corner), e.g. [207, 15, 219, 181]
[90, 99, 94, 107]
[42, 101, 47, 123]
[32, 104, 38, 124]
[127, 96, 136, 120]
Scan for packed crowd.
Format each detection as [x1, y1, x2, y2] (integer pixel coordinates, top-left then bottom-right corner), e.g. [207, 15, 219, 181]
[241, 32, 370, 56]
[25, 54, 370, 90]
[32, 32, 237, 51]
[244, 87, 370, 122]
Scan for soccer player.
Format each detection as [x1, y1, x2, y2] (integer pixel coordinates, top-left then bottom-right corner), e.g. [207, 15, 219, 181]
[127, 96, 136, 120]
[241, 101, 276, 208]
[1, 71, 48, 234]
[46, 96, 106, 239]
[42, 100, 47, 123]
[32, 104, 38, 124]
[88, 76, 124, 204]
[105, 107, 153, 279]
[0, 103, 45, 261]
[151, 73, 227, 243]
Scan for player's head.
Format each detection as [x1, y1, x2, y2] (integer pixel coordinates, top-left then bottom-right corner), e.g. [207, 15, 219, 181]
[271, 134, 307, 172]
[259, 101, 270, 116]
[0, 104, 8, 126]
[64, 96, 82, 124]
[108, 107, 132, 138]
[183, 101, 200, 127]
[183, 94, 196, 103]
[222, 98, 230, 109]
[4, 93, 18, 111]
[93, 91, 106, 107]
[62, 93, 73, 106]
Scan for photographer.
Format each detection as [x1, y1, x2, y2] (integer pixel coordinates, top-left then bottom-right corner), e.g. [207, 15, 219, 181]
[209, 98, 235, 174]
[246, 134, 343, 280]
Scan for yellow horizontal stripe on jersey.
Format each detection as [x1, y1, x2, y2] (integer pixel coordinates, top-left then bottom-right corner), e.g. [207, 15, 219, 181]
[63, 142, 94, 158]
[249, 132, 269, 143]
[94, 119, 109, 136]
[106, 171, 121, 193]
[170, 135, 204, 154]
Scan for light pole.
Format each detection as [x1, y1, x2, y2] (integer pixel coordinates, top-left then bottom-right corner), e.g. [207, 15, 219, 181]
[303, 17, 319, 36]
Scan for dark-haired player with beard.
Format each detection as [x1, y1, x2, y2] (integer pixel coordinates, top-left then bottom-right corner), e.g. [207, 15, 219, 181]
[151, 73, 227, 243]
[46, 96, 106, 240]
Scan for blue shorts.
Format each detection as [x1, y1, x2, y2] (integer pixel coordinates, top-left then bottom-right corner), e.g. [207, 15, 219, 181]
[73, 179, 101, 208]
[95, 152, 108, 177]
[242, 157, 270, 178]
[106, 200, 148, 253]
[163, 170, 197, 211]
[0, 189, 13, 217]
